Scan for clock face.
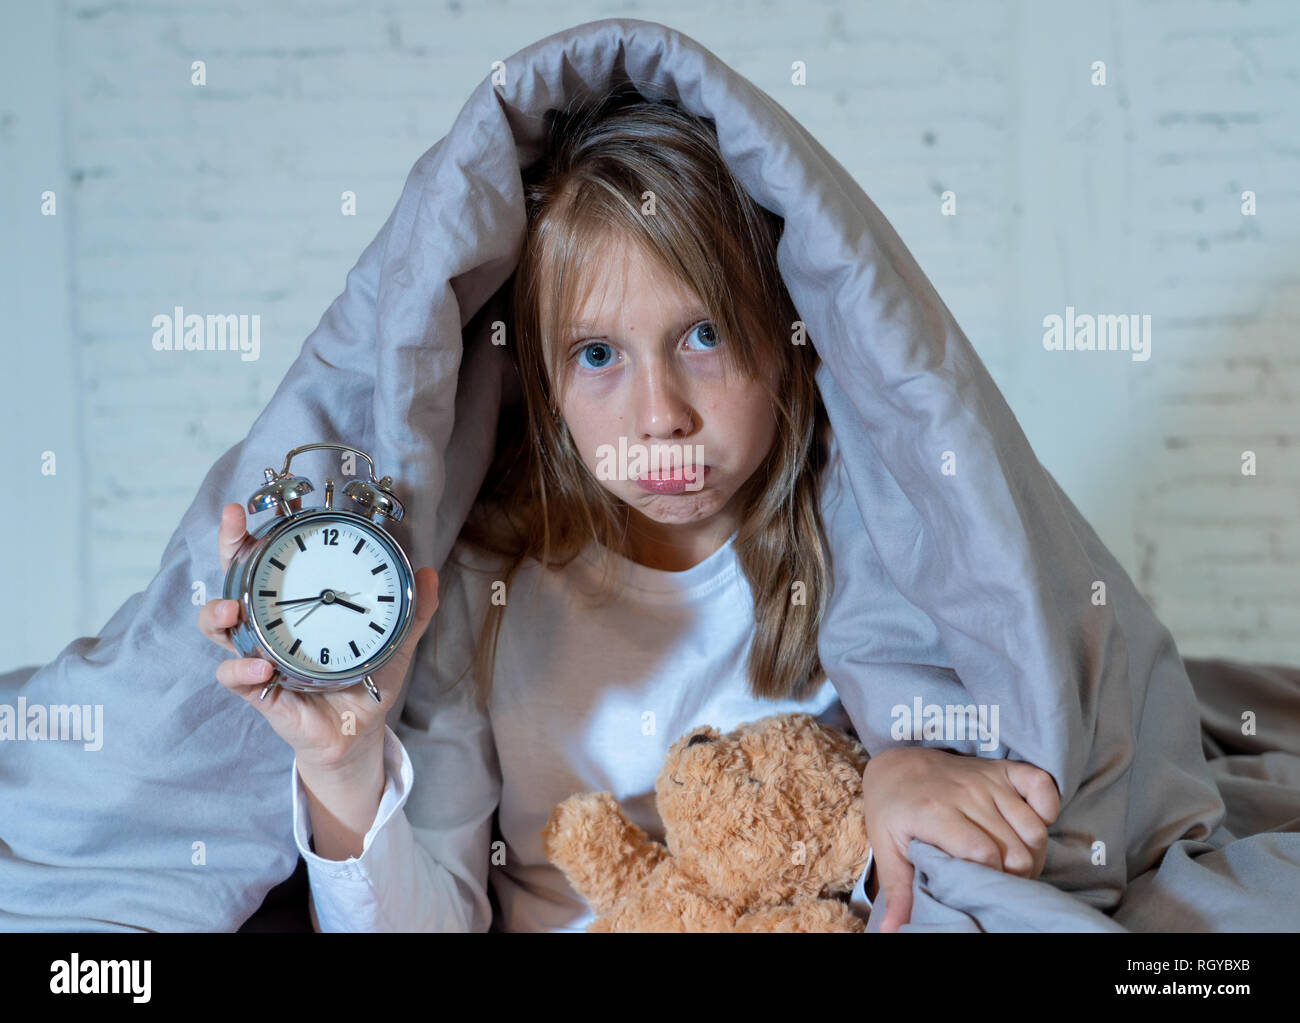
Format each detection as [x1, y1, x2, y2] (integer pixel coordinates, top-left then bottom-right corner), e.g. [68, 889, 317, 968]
[249, 514, 409, 677]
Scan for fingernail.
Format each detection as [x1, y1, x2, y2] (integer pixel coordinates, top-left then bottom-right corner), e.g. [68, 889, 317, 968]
[249, 661, 269, 680]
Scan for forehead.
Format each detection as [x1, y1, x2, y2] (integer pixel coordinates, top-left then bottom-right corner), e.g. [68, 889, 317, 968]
[554, 235, 701, 334]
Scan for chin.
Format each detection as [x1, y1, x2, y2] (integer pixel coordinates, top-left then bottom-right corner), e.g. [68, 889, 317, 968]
[627, 491, 727, 523]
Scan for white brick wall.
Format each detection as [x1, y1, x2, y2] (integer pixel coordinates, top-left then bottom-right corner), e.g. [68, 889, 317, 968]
[2, 0, 1297, 669]
[1124, 1, 1300, 665]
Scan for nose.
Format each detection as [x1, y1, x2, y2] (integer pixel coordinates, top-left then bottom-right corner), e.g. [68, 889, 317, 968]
[635, 365, 695, 439]
[687, 733, 713, 747]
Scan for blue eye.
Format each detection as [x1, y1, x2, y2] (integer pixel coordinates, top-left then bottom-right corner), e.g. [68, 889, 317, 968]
[575, 341, 616, 371]
[683, 321, 721, 351]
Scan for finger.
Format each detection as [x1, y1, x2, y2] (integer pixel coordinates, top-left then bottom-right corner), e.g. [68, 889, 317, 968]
[1003, 761, 1062, 826]
[215, 656, 274, 697]
[920, 802, 1009, 873]
[989, 786, 1051, 878]
[381, 569, 440, 672]
[873, 830, 916, 934]
[953, 797, 1036, 876]
[356, 569, 442, 709]
[406, 568, 440, 643]
[197, 598, 240, 653]
[218, 503, 251, 573]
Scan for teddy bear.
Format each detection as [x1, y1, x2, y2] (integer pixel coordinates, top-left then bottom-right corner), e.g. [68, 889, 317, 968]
[540, 712, 872, 932]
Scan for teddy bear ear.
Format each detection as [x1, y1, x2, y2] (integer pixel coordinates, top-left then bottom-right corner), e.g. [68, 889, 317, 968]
[684, 725, 719, 746]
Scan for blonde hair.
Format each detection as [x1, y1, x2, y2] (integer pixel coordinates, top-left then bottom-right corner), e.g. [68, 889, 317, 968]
[446, 80, 833, 712]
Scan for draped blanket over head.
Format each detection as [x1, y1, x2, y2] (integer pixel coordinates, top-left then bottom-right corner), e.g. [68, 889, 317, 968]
[3, 18, 1298, 932]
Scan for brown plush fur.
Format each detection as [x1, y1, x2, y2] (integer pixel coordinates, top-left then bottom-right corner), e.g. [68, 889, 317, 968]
[541, 713, 872, 932]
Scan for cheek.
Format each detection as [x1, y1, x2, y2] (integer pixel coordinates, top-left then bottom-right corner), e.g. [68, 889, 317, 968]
[563, 414, 610, 466]
[730, 386, 776, 431]
[564, 377, 623, 427]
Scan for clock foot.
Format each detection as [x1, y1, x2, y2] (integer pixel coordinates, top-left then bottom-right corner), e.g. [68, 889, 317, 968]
[258, 673, 280, 701]
[363, 674, 382, 704]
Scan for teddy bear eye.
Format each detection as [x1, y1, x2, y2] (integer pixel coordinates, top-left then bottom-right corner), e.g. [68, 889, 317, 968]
[748, 776, 760, 784]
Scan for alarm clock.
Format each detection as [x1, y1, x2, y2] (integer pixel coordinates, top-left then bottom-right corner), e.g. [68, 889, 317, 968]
[223, 442, 417, 704]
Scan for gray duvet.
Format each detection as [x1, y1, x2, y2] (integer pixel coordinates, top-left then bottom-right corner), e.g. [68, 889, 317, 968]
[2, 18, 1297, 932]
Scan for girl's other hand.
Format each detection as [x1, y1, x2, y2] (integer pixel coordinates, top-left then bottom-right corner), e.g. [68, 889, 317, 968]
[197, 502, 440, 774]
[861, 746, 1061, 933]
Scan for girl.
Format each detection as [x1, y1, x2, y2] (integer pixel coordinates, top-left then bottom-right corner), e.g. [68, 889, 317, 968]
[199, 81, 1059, 933]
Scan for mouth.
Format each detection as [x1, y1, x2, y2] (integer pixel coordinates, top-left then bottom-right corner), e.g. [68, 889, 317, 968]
[634, 465, 709, 494]
[642, 465, 701, 480]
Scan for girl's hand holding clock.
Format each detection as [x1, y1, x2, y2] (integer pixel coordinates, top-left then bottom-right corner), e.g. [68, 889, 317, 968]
[197, 502, 440, 777]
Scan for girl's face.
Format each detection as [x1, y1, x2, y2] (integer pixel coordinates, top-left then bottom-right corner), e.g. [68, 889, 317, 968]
[551, 238, 779, 568]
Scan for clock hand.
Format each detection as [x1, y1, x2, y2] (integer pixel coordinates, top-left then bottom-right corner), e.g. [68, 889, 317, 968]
[276, 588, 364, 611]
[291, 599, 326, 628]
[289, 591, 361, 628]
[333, 597, 370, 614]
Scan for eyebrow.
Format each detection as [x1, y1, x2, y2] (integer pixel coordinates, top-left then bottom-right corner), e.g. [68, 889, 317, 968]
[564, 306, 711, 342]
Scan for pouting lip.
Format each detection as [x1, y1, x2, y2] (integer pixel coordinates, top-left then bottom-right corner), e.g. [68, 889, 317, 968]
[636, 464, 708, 480]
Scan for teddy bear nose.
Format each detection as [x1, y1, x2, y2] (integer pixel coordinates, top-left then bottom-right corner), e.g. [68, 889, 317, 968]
[687, 733, 713, 747]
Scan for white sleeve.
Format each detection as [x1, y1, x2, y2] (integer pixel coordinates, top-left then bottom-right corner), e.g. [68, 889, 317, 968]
[289, 546, 503, 932]
[847, 844, 875, 921]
